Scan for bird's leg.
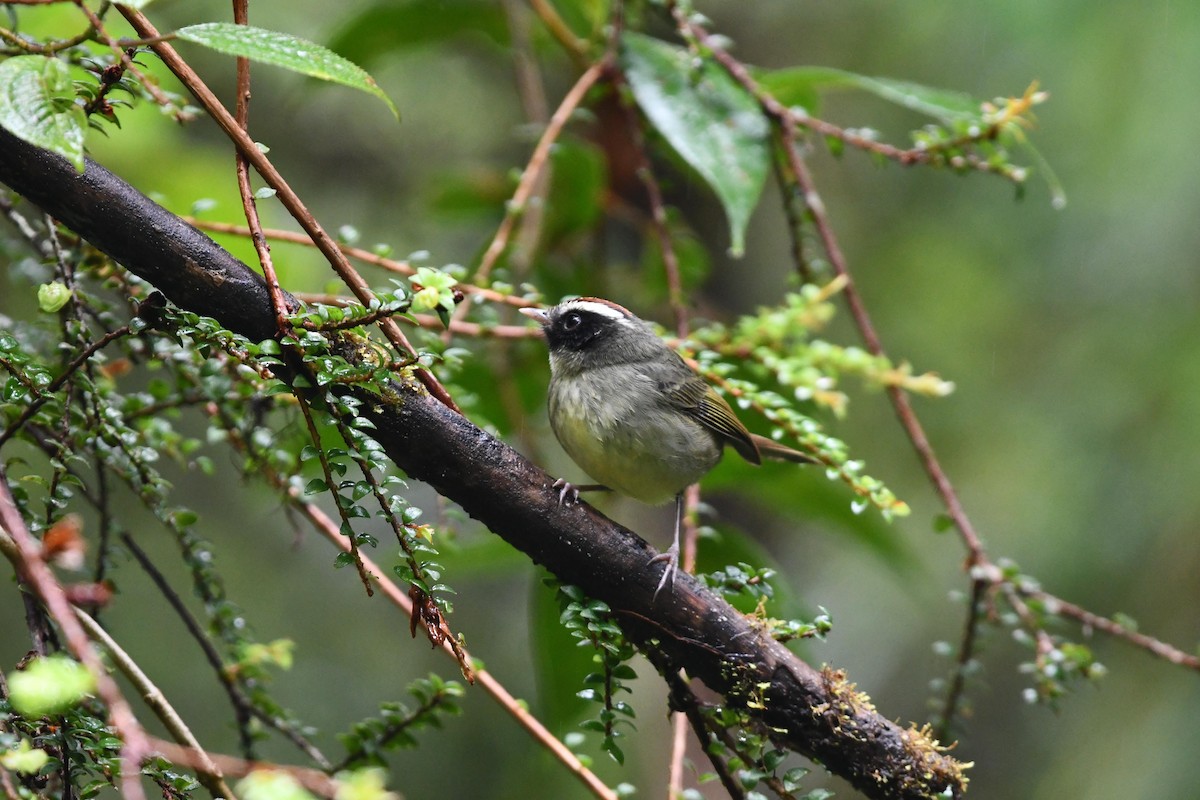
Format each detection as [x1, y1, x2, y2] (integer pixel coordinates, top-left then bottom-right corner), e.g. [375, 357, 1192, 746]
[551, 479, 610, 507]
[649, 492, 684, 600]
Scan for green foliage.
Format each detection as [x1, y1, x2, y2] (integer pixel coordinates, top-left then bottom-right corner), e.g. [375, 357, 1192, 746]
[237, 770, 317, 800]
[0, 735, 49, 775]
[332, 768, 400, 800]
[36, 280, 72, 312]
[1, 695, 127, 798]
[556, 584, 638, 765]
[409, 266, 459, 323]
[7, 655, 96, 716]
[336, 675, 465, 768]
[701, 564, 832, 643]
[622, 32, 769, 257]
[686, 286, 917, 519]
[142, 757, 203, 798]
[5, 0, 1162, 797]
[760, 66, 979, 122]
[0, 55, 86, 170]
[758, 65, 1060, 202]
[690, 703, 828, 799]
[174, 23, 399, 120]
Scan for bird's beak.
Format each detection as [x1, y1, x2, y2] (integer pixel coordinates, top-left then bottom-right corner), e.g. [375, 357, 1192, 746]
[519, 307, 549, 325]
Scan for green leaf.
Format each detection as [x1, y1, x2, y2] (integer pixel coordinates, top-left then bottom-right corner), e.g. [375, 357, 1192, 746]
[621, 33, 769, 257]
[37, 281, 72, 313]
[237, 770, 317, 800]
[175, 23, 399, 120]
[759, 66, 980, 124]
[113, 0, 157, 9]
[0, 56, 87, 171]
[0, 739, 50, 774]
[8, 655, 97, 716]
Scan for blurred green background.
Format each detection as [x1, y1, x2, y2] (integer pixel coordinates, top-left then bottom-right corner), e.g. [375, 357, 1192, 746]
[2, 1, 1199, 798]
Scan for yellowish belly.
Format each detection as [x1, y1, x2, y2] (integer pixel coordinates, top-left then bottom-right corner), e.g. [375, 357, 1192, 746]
[548, 371, 721, 504]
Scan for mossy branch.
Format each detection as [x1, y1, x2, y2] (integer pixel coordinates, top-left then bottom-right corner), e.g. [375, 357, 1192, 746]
[0, 126, 969, 800]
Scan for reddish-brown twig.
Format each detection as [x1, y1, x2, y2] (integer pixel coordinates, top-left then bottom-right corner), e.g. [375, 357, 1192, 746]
[116, 7, 459, 411]
[187, 219, 540, 309]
[0, 474, 149, 800]
[231, 0, 290, 337]
[273, 481, 619, 800]
[457, 57, 608, 313]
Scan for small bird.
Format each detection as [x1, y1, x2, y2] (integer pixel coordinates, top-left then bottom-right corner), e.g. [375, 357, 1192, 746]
[521, 297, 813, 598]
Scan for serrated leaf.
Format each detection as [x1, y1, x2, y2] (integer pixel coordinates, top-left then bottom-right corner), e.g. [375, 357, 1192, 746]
[175, 23, 399, 120]
[0, 56, 87, 171]
[621, 33, 769, 257]
[759, 66, 980, 124]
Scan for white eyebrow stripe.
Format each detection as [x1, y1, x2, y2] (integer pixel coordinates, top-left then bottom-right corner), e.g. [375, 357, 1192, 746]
[561, 300, 629, 321]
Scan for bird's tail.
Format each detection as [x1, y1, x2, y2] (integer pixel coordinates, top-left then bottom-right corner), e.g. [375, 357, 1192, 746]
[748, 433, 817, 464]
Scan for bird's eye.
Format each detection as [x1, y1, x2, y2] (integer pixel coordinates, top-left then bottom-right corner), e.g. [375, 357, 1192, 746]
[562, 312, 582, 331]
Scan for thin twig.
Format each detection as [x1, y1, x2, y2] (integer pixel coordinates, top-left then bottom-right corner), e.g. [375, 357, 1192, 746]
[0, 19, 95, 55]
[0, 324, 132, 449]
[184, 219, 540, 309]
[291, 294, 537, 338]
[526, 0, 590, 68]
[74, 608, 238, 799]
[662, 667, 746, 800]
[221, 429, 618, 800]
[934, 577, 987, 742]
[146, 737, 336, 799]
[117, 7, 459, 410]
[231, 0, 290, 337]
[70, 1, 188, 121]
[294, 396, 376, 597]
[1023, 589, 1200, 671]
[0, 473, 149, 800]
[464, 58, 607, 289]
[770, 138, 817, 285]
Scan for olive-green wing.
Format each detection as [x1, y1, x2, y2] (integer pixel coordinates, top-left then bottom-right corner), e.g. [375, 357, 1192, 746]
[663, 373, 762, 465]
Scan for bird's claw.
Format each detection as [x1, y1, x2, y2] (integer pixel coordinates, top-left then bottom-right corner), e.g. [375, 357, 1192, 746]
[648, 544, 679, 601]
[552, 478, 580, 506]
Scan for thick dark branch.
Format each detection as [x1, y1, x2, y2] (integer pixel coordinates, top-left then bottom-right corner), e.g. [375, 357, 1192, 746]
[0, 127, 968, 800]
[0, 128, 287, 341]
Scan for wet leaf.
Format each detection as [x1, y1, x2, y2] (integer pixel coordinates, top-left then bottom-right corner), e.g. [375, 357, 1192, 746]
[622, 33, 769, 257]
[760, 66, 980, 123]
[0, 56, 87, 171]
[176, 23, 399, 119]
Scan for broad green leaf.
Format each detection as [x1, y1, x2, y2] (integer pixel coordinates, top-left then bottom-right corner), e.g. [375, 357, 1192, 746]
[759, 66, 980, 124]
[175, 23, 399, 120]
[621, 32, 770, 257]
[0, 56, 87, 171]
